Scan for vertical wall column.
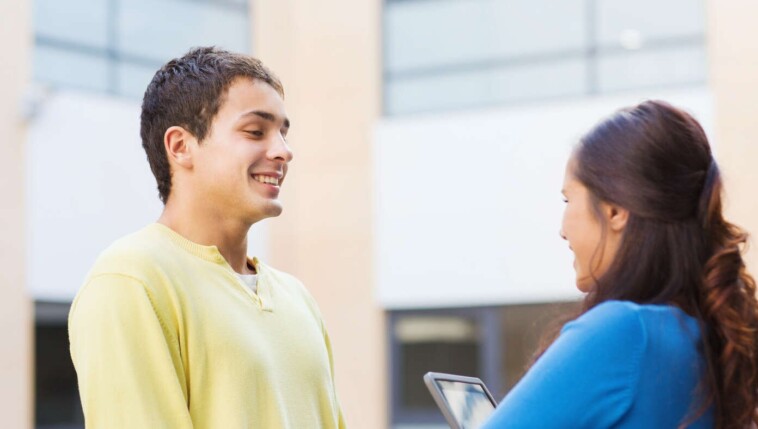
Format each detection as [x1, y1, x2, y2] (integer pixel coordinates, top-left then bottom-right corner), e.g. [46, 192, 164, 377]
[708, 0, 758, 272]
[252, 1, 386, 427]
[0, 1, 32, 428]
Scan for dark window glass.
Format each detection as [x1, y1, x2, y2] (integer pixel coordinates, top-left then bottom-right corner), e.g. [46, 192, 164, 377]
[35, 302, 84, 429]
[397, 316, 481, 409]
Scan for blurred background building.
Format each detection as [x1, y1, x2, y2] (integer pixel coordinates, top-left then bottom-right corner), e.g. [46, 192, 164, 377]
[1, 0, 757, 428]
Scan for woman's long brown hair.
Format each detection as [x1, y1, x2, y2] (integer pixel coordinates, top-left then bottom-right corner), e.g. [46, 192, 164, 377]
[537, 100, 758, 428]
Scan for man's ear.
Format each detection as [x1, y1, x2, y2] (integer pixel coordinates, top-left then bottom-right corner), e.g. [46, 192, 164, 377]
[164, 126, 195, 169]
[605, 203, 629, 233]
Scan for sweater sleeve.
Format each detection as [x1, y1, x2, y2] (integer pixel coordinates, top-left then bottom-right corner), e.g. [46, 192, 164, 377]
[482, 301, 647, 429]
[68, 273, 194, 429]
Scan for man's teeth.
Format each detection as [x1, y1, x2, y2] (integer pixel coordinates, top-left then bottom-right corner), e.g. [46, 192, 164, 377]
[253, 175, 280, 186]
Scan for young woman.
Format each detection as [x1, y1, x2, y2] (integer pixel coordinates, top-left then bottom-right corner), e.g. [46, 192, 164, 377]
[482, 100, 758, 428]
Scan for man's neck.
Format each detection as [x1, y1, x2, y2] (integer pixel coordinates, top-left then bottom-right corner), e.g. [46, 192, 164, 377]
[158, 201, 255, 275]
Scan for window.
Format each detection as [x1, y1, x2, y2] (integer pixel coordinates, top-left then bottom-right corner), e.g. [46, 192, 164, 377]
[383, 0, 706, 115]
[35, 301, 83, 429]
[33, 0, 250, 98]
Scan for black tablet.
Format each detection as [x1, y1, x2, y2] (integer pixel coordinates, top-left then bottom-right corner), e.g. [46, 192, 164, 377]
[423, 372, 498, 429]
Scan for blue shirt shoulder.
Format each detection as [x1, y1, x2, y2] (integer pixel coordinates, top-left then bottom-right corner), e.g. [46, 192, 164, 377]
[482, 300, 713, 428]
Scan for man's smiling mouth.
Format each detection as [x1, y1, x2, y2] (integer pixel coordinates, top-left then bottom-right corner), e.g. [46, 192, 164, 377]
[252, 174, 281, 186]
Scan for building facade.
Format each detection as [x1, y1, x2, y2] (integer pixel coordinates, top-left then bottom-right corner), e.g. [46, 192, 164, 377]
[1, 0, 757, 428]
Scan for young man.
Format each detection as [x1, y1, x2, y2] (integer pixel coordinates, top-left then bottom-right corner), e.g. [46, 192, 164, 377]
[69, 47, 346, 428]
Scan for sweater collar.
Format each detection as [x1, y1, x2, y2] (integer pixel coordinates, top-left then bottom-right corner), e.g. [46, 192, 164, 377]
[149, 223, 229, 265]
[148, 223, 275, 311]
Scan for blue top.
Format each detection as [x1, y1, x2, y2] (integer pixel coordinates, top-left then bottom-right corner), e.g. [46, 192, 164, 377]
[482, 300, 714, 428]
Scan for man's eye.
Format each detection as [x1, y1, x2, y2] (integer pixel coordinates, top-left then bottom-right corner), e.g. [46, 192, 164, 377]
[246, 130, 264, 137]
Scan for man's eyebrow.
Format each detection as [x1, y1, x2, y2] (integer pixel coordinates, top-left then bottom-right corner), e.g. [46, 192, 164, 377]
[241, 110, 290, 129]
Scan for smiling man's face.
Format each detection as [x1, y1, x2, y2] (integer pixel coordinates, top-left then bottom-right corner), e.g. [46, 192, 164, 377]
[188, 77, 293, 224]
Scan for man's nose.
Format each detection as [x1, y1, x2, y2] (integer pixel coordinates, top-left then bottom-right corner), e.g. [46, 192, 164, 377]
[270, 136, 293, 163]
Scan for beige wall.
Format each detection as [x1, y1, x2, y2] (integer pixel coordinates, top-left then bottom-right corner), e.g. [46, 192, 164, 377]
[708, 0, 758, 272]
[252, 1, 386, 428]
[0, 0, 32, 428]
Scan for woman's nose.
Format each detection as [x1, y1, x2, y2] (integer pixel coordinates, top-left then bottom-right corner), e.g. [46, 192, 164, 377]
[559, 229, 567, 241]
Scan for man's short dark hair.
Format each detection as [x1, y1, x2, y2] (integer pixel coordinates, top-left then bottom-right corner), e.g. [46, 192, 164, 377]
[140, 46, 284, 204]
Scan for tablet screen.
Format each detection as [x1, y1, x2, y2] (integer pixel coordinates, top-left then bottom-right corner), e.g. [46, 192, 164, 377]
[436, 380, 496, 428]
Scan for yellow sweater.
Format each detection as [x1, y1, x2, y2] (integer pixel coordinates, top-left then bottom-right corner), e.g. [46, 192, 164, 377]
[69, 223, 346, 428]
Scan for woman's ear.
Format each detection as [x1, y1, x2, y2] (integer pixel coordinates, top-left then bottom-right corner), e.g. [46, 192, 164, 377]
[164, 126, 195, 169]
[606, 204, 629, 232]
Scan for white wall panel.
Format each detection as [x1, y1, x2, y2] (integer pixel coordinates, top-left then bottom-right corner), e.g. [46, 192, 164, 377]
[375, 87, 713, 308]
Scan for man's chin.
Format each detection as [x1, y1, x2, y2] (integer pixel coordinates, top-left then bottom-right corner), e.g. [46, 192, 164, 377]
[246, 202, 284, 223]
